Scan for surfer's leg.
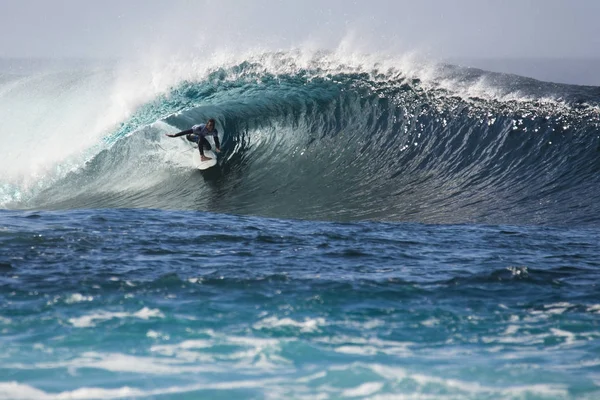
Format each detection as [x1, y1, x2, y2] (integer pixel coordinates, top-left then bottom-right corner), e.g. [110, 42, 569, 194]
[200, 137, 212, 151]
[199, 137, 212, 159]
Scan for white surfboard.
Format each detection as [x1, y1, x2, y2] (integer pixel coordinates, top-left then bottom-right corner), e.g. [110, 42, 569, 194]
[193, 149, 218, 170]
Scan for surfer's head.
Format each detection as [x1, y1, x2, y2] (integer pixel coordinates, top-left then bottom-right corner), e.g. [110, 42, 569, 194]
[206, 119, 216, 131]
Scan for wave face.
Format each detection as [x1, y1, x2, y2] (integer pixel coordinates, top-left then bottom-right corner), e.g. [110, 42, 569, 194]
[2, 53, 600, 225]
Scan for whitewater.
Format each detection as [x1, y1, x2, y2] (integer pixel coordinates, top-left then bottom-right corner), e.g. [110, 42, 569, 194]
[1, 49, 599, 399]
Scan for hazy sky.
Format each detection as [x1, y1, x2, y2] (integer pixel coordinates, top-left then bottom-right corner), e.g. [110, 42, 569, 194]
[0, 0, 598, 59]
[0, 0, 599, 84]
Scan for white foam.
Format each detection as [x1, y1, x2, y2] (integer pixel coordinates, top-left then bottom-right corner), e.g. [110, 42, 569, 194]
[503, 325, 520, 335]
[145, 330, 169, 340]
[481, 332, 547, 345]
[74, 352, 195, 375]
[366, 363, 568, 397]
[550, 328, 577, 346]
[295, 371, 327, 383]
[0, 378, 282, 400]
[429, 372, 561, 396]
[68, 307, 163, 328]
[420, 317, 440, 327]
[253, 316, 325, 332]
[32, 343, 54, 355]
[65, 294, 94, 304]
[0, 382, 50, 400]
[366, 364, 410, 381]
[500, 384, 570, 397]
[151, 339, 212, 355]
[0, 64, 160, 207]
[334, 346, 378, 356]
[545, 302, 574, 309]
[342, 382, 384, 397]
[543, 302, 575, 315]
[0, 358, 573, 399]
[342, 319, 385, 330]
[587, 304, 600, 313]
[362, 319, 385, 329]
[315, 335, 413, 357]
[6, 351, 219, 376]
[150, 335, 288, 369]
[575, 359, 600, 368]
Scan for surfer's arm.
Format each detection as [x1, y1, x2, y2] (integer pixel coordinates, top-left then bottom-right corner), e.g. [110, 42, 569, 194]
[165, 129, 193, 138]
[213, 134, 221, 151]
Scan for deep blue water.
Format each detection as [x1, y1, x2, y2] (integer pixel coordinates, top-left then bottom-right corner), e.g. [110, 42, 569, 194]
[1, 209, 599, 399]
[1, 53, 600, 399]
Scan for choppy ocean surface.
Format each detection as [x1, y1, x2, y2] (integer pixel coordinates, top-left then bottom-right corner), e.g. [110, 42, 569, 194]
[1, 52, 599, 399]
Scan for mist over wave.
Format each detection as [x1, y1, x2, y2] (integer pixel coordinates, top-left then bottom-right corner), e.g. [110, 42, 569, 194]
[1, 51, 599, 226]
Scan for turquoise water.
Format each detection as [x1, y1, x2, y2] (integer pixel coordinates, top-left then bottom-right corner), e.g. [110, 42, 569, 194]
[1, 209, 599, 399]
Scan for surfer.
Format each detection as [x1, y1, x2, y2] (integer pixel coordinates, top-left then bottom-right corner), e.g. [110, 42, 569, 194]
[166, 118, 221, 161]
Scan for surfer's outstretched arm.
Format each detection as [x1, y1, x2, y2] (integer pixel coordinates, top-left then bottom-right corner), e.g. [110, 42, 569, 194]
[214, 135, 221, 152]
[165, 129, 193, 138]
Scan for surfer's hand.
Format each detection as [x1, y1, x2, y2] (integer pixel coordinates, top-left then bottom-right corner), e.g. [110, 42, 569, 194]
[215, 148, 221, 153]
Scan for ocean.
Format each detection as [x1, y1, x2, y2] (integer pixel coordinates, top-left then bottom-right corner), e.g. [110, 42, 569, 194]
[0, 52, 599, 399]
